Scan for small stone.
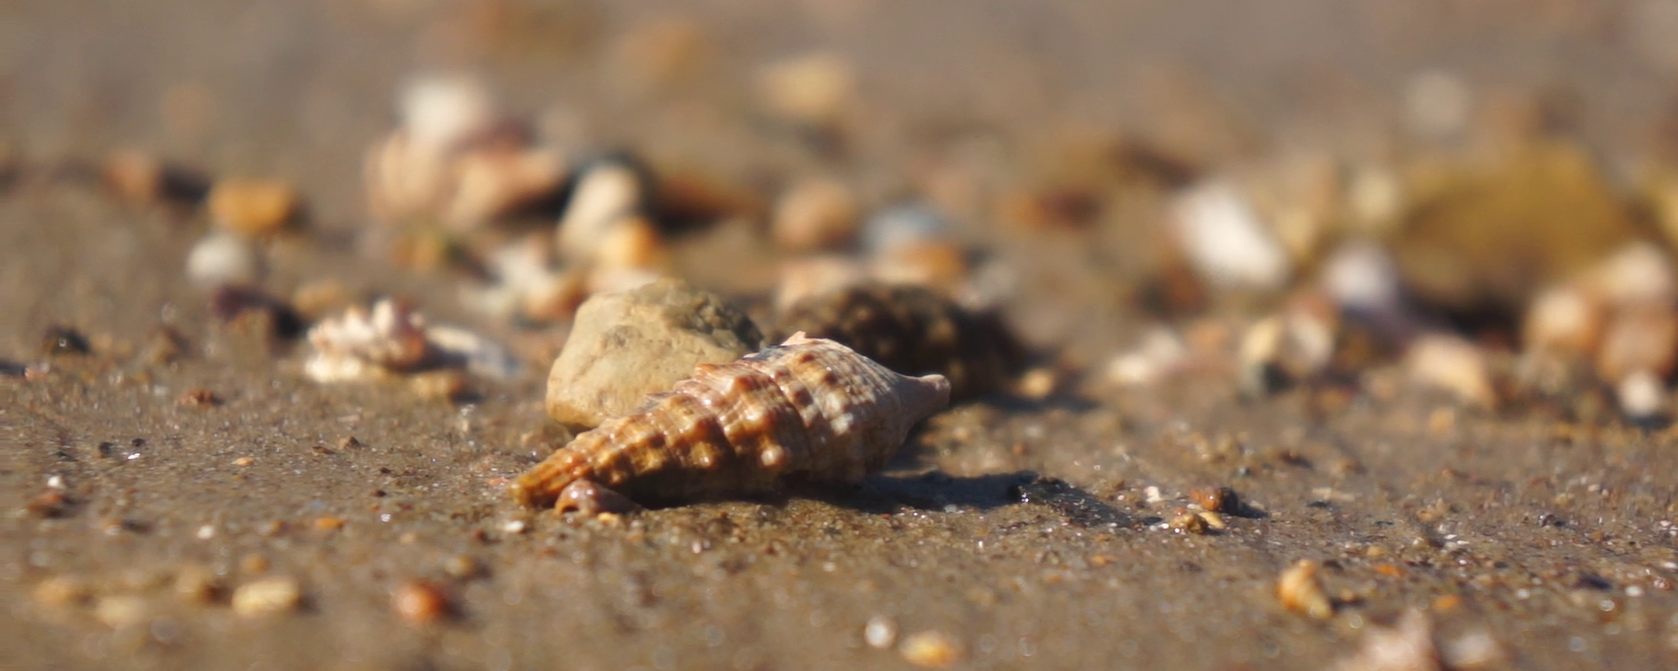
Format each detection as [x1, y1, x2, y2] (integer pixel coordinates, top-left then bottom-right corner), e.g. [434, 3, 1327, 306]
[771, 177, 859, 253]
[1189, 486, 1237, 513]
[1171, 512, 1210, 534]
[172, 565, 224, 604]
[391, 580, 452, 624]
[313, 516, 346, 531]
[186, 231, 265, 288]
[863, 615, 898, 649]
[898, 630, 962, 668]
[441, 555, 483, 580]
[1016, 367, 1058, 400]
[593, 214, 671, 273]
[1277, 559, 1334, 619]
[231, 576, 302, 617]
[1615, 369, 1668, 421]
[545, 279, 763, 430]
[207, 178, 302, 237]
[27, 490, 72, 518]
[290, 280, 351, 322]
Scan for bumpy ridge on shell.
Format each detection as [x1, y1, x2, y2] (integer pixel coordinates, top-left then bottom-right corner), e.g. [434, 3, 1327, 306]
[514, 333, 950, 507]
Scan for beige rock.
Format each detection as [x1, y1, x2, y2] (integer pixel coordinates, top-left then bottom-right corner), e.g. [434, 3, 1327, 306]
[771, 177, 859, 253]
[546, 279, 763, 430]
[207, 178, 302, 237]
[756, 51, 855, 127]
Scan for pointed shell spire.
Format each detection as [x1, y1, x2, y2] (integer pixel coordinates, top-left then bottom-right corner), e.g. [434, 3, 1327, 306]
[515, 333, 951, 508]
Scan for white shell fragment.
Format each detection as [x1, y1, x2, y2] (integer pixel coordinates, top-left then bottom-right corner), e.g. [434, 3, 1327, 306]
[303, 299, 517, 383]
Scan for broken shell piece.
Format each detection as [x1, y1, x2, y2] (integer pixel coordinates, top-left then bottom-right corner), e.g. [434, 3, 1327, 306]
[303, 299, 516, 383]
[1169, 180, 1290, 291]
[365, 74, 566, 230]
[1405, 334, 1497, 408]
[557, 160, 651, 266]
[1276, 559, 1334, 620]
[1238, 294, 1339, 395]
[1106, 326, 1190, 388]
[516, 333, 950, 508]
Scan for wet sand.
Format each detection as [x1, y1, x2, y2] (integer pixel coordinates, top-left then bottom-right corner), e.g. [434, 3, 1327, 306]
[6, 1, 1678, 669]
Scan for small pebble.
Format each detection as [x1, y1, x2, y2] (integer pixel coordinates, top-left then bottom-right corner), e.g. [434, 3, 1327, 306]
[391, 580, 452, 624]
[864, 615, 898, 649]
[1189, 486, 1238, 513]
[899, 630, 962, 668]
[207, 178, 301, 237]
[772, 177, 859, 253]
[1615, 369, 1668, 421]
[231, 576, 302, 617]
[756, 51, 855, 127]
[173, 565, 223, 604]
[1277, 559, 1334, 619]
[186, 231, 265, 288]
[442, 555, 483, 580]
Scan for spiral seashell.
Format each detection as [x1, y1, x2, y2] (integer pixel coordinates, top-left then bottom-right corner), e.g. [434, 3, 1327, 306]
[514, 332, 951, 509]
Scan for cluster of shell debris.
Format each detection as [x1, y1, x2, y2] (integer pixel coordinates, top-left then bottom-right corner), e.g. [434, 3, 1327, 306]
[70, 69, 1678, 435]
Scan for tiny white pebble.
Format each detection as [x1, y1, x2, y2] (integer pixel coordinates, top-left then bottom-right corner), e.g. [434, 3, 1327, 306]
[196, 525, 216, 540]
[865, 615, 898, 649]
[1626, 586, 1644, 598]
[46, 475, 65, 489]
[502, 520, 528, 535]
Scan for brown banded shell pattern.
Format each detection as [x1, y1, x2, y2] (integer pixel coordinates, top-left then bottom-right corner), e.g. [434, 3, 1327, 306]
[515, 333, 952, 507]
